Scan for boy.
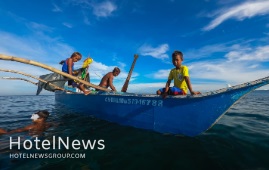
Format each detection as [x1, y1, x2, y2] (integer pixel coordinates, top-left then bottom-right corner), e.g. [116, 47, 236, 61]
[157, 50, 200, 98]
[98, 67, 121, 91]
[0, 110, 54, 135]
[62, 52, 90, 95]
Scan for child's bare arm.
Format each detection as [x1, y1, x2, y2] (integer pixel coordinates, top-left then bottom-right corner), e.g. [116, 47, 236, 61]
[108, 74, 116, 91]
[0, 128, 7, 135]
[8, 125, 34, 134]
[184, 76, 200, 95]
[162, 79, 171, 98]
[67, 59, 73, 75]
[164, 79, 171, 92]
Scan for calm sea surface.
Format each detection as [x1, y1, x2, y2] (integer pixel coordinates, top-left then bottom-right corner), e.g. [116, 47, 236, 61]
[0, 91, 269, 170]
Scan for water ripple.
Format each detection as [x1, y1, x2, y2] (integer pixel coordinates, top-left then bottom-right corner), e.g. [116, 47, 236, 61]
[0, 91, 269, 169]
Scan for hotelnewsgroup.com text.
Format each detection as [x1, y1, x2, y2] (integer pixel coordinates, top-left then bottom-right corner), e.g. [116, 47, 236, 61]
[10, 153, 86, 159]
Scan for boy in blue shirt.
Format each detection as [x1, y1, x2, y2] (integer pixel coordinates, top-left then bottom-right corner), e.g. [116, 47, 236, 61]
[62, 52, 90, 95]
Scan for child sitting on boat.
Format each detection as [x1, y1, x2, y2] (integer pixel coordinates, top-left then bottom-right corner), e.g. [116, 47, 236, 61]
[98, 67, 121, 91]
[157, 50, 200, 98]
[61, 52, 91, 95]
[0, 110, 54, 135]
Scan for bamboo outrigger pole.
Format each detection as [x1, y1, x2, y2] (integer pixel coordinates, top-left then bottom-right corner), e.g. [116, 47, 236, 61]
[121, 54, 139, 92]
[0, 69, 66, 91]
[1, 77, 38, 86]
[0, 54, 110, 92]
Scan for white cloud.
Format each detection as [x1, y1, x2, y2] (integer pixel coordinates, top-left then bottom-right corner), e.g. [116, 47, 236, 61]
[68, 0, 91, 7]
[0, 79, 49, 95]
[0, 14, 75, 61]
[189, 43, 269, 84]
[0, 31, 46, 58]
[187, 43, 269, 84]
[0, 29, 135, 94]
[27, 22, 54, 33]
[185, 43, 229, 59]
[0, 61, 52, 76]
[125, 82, 165, 94]
[0, 27, 74, 95]
[62, 22, 73, 28]
[138, 44, 169, 60]
[190, 61, 269, 84]
[90, 61, 109, 73]
[0, 62, 54, 95]
[0, 57, 136, 94]
[248, 64, 260, 69]
[150, 69, 170, 79]
[151, 42, 269, 91]
[52, 3, 63, 12]
[225, 45, 269, 61]
[92, 1, 117, 17]
[203, 1, 269, 31]
[83, 16, 91, 25]
[149, 60, 269, 92]
[88, 60, 138, 82]
[0, 31, 74, 63]
[117, 62, 127, 69]
[184, 40, 269, 61]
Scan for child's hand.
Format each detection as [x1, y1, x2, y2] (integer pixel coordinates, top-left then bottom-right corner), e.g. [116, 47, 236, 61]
[72, 71, 79, 75]
[162, 92, 168, 99]
[191, 91, 201, 95]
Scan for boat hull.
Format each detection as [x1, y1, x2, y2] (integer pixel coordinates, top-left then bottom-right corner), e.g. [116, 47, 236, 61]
[55, 78, 268, 137]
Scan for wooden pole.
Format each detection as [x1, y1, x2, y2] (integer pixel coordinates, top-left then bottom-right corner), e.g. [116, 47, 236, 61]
[121, 54, 139, 92]
[1, 77, 38, 86]
[0, 54, 110, 92]
[0, 69, 66, 91]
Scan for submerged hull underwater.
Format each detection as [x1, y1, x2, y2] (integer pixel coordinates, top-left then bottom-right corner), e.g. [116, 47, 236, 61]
[55, 76, 269, 137]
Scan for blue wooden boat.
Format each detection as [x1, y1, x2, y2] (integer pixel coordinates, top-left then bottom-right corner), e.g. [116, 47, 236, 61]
[55, 76, 269, 137]
[1, 54, 269, 137]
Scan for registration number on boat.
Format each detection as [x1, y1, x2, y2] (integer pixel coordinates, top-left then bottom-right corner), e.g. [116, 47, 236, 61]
[104, 97, 163, 107]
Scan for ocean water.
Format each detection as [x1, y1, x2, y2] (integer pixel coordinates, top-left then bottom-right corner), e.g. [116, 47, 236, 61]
[0, 90, 269, 170]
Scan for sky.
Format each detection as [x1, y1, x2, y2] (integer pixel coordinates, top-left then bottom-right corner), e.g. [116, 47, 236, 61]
[0, 0, 269, 95]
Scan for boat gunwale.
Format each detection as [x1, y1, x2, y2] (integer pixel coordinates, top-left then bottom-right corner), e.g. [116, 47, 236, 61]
[57, 76, 269, 99]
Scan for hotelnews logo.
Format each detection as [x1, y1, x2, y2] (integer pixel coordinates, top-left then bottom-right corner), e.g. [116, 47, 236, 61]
[9, 136, 105, 159]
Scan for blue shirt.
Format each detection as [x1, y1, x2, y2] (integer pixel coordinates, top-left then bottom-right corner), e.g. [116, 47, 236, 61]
[62, 58, 74, 73]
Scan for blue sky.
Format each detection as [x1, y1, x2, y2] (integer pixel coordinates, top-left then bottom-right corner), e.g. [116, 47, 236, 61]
[0, 0, 269, 95]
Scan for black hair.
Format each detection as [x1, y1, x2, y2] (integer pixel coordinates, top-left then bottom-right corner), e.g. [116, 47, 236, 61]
[113, 67, 121, 73]
[71, 52, 82, 58]
[35, 110, 50, 120]
[172, 50, 183, 60]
